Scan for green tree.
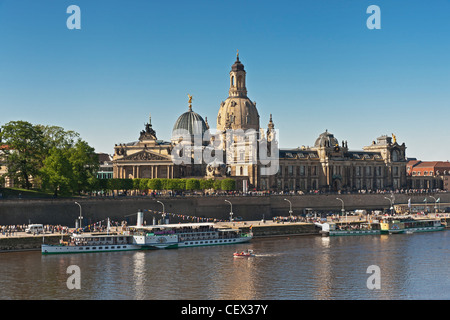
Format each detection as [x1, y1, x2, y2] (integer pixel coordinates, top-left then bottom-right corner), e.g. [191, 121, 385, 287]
[107, 178, 122, 192]
[139, 178, 150, 191]
[0, 121, 45, 189]
[68, 140, 99, 194]
[165, 179, 179, 191]
[200, 179, 214, 190]
[213, 179, 222, 190]
[186, 178, 200, 191]
[221, 179, 236, 191]
[177, 179, 186, 191]
[40, 147, 73, 196]
[148, 178, 163, 191]
[38, 125, 80, 151]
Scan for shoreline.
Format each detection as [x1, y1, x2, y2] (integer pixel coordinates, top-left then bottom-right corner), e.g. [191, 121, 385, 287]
[2, 216, 448, 253]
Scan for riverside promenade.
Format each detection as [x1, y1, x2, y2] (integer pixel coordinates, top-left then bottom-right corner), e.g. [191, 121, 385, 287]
[3, 213, 448, 252]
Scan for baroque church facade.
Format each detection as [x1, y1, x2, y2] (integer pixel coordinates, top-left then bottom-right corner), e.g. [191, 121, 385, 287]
[112, 54, 408, 192]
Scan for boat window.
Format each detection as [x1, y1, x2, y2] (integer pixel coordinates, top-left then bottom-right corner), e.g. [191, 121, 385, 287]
[99, 247, 103, 249]
[92, 247, 96, 249]
[105, 247, 109, 249]
[86, 247, 90, 250]
[111, 246, 115, 249]
[79, 248, 83, 250]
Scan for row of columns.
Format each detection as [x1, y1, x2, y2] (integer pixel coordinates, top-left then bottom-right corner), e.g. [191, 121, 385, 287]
[114, 164, 174, 179]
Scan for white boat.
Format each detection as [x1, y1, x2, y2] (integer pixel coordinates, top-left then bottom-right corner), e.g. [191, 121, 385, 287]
[42, 222, 253, 254]
[315, 222, 381, 236]
[134, 222, 253, 249]
[41, 232, 142, 254]
[380, 218, 444, 234]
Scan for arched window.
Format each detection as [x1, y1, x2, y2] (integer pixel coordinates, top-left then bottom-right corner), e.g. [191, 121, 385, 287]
[231, 76, 235, 86]
[237, 76, 242, 87]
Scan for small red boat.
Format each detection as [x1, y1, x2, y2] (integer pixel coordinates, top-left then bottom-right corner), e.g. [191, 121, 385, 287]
[233, 249, 255, 257]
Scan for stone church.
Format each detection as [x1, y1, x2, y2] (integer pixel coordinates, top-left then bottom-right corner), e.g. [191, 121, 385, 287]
[112, 54, 408, 192]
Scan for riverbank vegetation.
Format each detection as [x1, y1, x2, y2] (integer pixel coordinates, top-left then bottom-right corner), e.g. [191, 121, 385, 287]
[0, 120, 237, 198]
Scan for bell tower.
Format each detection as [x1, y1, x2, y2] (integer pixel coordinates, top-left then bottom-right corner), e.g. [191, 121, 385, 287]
[229, 50, 247, 98]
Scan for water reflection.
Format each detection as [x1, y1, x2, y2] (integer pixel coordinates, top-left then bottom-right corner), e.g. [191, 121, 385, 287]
[132, 252, 146, 300]
[0, 231, 448, 299]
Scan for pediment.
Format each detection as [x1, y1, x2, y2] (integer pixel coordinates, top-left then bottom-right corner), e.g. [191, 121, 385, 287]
[120, 151, 170, 162]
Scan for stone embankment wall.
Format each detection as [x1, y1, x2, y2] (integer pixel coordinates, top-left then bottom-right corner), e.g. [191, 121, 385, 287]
[0, 193, 449, 227]
[0, 234, 69, 252]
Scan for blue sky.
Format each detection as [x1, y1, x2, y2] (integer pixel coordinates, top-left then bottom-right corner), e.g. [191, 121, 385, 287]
[0, 0, 449, 161]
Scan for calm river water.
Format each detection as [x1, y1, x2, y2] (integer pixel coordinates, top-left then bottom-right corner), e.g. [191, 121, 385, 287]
[0, 231, 448, 300]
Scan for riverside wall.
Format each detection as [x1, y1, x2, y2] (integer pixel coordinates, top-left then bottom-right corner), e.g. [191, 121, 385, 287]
[0, 234, 69, 252]
[0, 193, 449, 227]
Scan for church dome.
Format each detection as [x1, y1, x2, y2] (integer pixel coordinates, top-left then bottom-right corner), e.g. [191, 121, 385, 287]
[172, 106, 208, 138]
[216, 53, 260, 132]
[314, 130, 339, 148]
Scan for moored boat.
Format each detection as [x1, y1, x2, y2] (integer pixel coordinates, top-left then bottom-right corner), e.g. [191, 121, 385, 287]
[315, 222, 381, 236]
[380, 218, 444, 234]
[135, 222, 253, 249]
[42, 222, 253, 254]
[41, 232, 142, 254]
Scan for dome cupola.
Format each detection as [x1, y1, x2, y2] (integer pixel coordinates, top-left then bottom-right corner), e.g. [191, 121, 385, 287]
[172, 94, 208, 142]
[314, 130, 339, 148]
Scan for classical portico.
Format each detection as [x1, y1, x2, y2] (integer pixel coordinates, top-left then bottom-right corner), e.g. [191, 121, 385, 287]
[112, 115, 176, 179]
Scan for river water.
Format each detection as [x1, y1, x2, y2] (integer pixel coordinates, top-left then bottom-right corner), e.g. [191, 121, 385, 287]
[0, 231, 448, 300]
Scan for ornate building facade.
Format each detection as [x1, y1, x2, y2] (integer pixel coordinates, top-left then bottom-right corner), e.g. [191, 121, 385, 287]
[112, 54, 409, 192]
[270, 132, 408, 192]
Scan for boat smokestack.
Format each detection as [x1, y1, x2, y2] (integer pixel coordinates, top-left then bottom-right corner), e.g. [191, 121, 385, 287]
[137, 209, 144, 228]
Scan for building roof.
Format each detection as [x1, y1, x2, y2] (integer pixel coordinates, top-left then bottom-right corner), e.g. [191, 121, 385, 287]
[172, 107, 208, 138]
[314, 130, 339, 148]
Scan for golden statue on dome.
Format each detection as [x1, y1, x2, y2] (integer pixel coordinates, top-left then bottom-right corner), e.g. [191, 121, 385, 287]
[188, 94, 193, 111]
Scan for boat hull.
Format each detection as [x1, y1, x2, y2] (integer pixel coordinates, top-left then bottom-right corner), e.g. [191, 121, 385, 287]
[41, 243, 142, 255]
[329, 230, 381, 236]
[176, 235, 251, 248]
[381, 226, 445, 235]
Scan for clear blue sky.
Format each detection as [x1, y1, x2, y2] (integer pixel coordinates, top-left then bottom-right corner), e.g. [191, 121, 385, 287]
[1, 0, 449, 161]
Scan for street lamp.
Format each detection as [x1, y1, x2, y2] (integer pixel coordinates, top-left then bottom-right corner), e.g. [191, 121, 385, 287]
[429, 196, 438, 214]
[336, 197, 346, 224]
[74, 202, 83, 230]
[225, 200, 233, 222]
[156, 200, 166, 223]
[384, 197, 394, 215]
[284, 198, 293, 219]
[336, 197, 345, 215]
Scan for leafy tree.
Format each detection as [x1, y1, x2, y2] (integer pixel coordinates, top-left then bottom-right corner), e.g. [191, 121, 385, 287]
[213, 179, 222, 190]
[107, 178, 122, 192]
[68, 140, 99, 194]
[221, 179, 236, 191]
[186, 178, 200, 191]
[139, 178, 150, 191]
[133, 178, 141, 191]
[0, 121, 45, 189]
[40, 147, 73, 196]
[200, 179, 214, 190]
[38, 125, 80, 151]
[165, 179, 179, 191]
[176, 179, 186, 191]
[148, 178, 162, 190]
[121, 178, 133, 191]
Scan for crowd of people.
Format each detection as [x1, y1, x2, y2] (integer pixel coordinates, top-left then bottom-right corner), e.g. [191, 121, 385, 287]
[85, 188, 449, 199]
[0, 224, 69, 237]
